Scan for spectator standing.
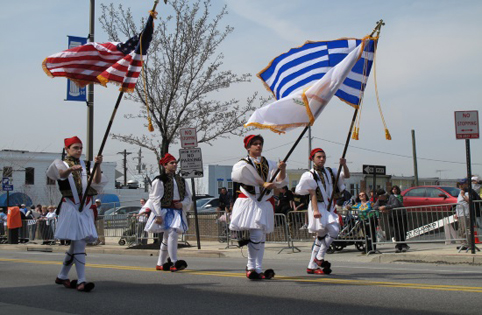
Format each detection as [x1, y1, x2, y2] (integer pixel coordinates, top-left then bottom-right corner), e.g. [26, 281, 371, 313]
[26, 205, 39, 241]
[469, 176, 481, 231]
[373, 189, 408, 253]
[135, 198, 151, 245]
[39, 206, 49, 244]
[455, 179, 470, 250]
[275, 186, 294, 216]
[0, 208, 7, 237]
[93, 199, 105, 245]
[217, 187, 233, 218]
[45, 206, 57, 245]
[292, 188, 309, 230]
[472, 176, 481, 198]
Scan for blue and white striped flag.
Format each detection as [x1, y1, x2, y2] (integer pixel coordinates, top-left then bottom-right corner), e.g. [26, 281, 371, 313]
[257, 38, 376, 107]
[246, 36, 375, 134]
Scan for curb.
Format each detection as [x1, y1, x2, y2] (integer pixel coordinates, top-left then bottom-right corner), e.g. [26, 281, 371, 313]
[370, 253, 482, 265]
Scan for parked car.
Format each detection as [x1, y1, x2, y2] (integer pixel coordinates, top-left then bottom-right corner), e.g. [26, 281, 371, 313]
[191, 197, 219, 214]
[401, 186, 460, 208]
[103, 206, 141, 216]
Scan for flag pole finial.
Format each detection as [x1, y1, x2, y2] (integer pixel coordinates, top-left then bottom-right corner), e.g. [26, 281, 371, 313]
[370, 19, 385, 37]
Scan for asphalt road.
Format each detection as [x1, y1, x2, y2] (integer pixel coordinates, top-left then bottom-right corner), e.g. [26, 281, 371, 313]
[1, 250, 482, 315]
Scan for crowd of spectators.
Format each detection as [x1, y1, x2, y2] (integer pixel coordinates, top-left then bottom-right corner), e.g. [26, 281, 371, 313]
[0, 203, 64, 245]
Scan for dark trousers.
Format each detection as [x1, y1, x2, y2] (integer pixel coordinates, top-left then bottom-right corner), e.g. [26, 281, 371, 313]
[390, 211, 408, 249]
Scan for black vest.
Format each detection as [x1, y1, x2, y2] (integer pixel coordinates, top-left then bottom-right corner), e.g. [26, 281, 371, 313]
[238, 156, 270, 196]
[155, 174, 186, 207]
[57, 159, 97, 198]
[310, 167, 340, 202]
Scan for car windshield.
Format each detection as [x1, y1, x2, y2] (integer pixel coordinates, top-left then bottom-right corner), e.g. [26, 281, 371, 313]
[196, 198, 211, 208]
[441, 187, 460, 197]
[104, 208, 116, 215]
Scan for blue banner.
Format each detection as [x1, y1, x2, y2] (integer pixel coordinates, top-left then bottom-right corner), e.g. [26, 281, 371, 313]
[66, 36, 88, 102]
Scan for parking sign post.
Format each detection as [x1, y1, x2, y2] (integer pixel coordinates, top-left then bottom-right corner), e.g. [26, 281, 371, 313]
[179, 128, 202, 249]
[455, 110, 479, 254]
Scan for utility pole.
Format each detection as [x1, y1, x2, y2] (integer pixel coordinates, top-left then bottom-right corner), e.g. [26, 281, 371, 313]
[411, 130, 419, 186]
[86, 0, 95, 161]
[133, 147, 144, 174]
[117, 149, 132, 186]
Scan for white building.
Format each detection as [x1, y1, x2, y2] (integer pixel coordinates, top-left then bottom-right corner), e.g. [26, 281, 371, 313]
[195, 165, 233, 197]
[0, 149, 116, 206]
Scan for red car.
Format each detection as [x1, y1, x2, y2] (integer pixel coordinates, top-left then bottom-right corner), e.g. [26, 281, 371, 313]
[401, 186, 460, 208]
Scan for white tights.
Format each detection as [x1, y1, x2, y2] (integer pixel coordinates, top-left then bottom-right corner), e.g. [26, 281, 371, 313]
[247, 229, 266, 273]
[58, 240, 87, 283]
[308, 223, 339, 269]
[157, 229, 179, 265]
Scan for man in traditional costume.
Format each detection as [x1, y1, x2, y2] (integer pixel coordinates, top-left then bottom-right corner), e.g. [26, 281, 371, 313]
[230, 135, 287, 280]
[47, 136, 107, 292]
[296, 148, 350, 275]
[144, 153, 191, 272]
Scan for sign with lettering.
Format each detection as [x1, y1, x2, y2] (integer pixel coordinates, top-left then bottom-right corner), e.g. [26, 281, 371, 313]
[180, 128, 198, 148]
[179, 148, 203, 178]
[362, 165, 386, 175]
[454, 110, 479, 139]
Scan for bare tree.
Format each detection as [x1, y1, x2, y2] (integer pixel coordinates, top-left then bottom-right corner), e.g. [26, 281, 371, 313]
[100, 0, 263, 169]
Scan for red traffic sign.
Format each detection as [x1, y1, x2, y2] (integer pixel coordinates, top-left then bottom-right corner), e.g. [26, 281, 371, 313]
[180, 128, 198, 148]
[454, 111, 479, 139]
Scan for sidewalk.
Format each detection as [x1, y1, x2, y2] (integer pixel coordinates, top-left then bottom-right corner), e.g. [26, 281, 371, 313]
[1, 237, 481, 266]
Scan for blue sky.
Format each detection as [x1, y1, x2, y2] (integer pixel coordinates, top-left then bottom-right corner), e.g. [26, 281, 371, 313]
[1, 0, 481, 180]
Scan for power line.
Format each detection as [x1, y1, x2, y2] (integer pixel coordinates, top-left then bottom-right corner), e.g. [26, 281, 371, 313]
[313, 137, 481, 165]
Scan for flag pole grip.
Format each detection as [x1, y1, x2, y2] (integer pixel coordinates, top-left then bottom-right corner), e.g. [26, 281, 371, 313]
[257, 126, 310, 202]
[78, 91, 124, 212]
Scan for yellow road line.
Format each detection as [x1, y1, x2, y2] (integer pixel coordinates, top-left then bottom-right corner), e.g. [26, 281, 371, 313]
[2, 258, 482, 293]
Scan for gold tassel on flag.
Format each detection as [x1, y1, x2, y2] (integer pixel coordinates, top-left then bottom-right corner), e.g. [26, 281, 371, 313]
[373, 39, 391, 140]
[385, 128, 391, 140]
[352, 126, 359, 140]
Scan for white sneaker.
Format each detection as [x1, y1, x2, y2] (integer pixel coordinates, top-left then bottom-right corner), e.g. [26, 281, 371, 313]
[299, 224, 308, 230]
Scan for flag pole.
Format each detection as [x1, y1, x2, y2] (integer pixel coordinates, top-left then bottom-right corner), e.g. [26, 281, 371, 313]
[77, 0, 163, 212]
[257, 126, 309, 202]
[78, 92, 124, 212]
[325, 19, 385, 212]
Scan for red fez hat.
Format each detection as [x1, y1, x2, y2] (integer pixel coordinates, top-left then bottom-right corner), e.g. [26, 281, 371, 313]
[243, 134, 264, 149]
[159, 153, 176, 165]
[64, 136, 82, 148]
[309, 148, 324, 160]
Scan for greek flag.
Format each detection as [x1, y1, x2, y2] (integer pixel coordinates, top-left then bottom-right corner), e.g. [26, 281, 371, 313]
[246, 37, 374, 134]
[257, 38, 376, 107]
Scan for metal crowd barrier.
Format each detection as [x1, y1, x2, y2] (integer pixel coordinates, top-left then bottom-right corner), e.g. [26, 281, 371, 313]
[287, 209, 368, 253]
[374, 200, 482, 248]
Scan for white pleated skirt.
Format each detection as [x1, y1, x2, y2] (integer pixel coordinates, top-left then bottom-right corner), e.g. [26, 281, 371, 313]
[229, 197, 274, 233]
[308, 202, 339, 233]
[54, 198, 98, 243]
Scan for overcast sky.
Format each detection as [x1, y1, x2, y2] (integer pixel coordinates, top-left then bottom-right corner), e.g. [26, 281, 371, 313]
[1, 0, 481, 181]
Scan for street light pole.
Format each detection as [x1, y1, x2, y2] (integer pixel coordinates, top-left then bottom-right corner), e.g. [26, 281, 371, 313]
[86, 0, 95, 161]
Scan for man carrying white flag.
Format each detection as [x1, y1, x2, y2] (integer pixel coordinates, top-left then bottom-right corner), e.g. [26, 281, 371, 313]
[245, 36, 373, 134]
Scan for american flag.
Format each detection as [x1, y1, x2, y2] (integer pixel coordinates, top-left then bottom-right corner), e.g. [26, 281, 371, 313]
[43, 14, 154, 93]
[257, 38, 376, 107]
